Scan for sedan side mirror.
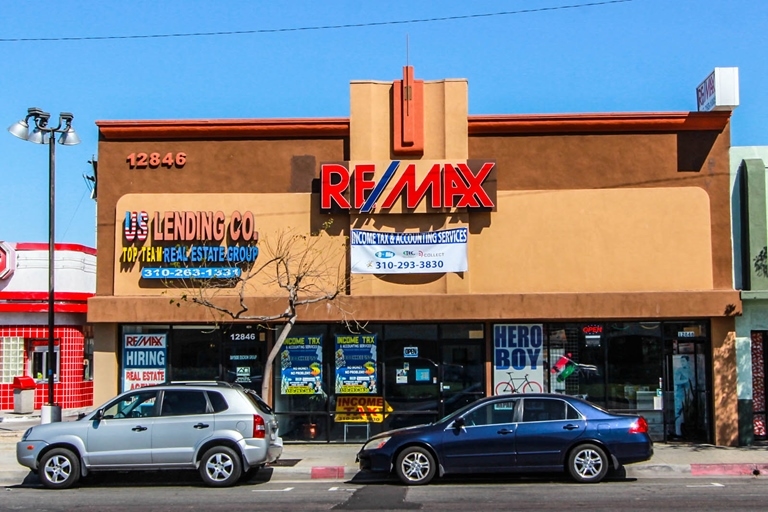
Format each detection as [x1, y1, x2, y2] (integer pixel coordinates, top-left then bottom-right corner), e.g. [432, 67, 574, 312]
[452, 417, 465, 429]
[94, 408, 105, 421]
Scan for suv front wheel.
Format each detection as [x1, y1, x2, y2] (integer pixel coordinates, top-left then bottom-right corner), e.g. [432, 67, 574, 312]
[39, 448, 81, 489]
[199, 446, 242, 487]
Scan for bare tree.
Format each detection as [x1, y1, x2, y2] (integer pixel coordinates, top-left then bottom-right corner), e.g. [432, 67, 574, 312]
[171, 225, 347, 400]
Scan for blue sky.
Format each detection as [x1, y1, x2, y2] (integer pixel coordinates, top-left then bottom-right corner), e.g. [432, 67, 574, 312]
[1, 0, 766, 248]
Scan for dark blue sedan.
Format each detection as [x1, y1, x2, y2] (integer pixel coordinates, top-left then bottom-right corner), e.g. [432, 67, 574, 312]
[356, 393, 653, 485]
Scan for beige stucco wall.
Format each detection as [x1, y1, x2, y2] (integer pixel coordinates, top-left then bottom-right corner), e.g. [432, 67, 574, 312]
[472, 187, 714, 293]
[93, 323, 119, 406]
[114, 184, 714, 297]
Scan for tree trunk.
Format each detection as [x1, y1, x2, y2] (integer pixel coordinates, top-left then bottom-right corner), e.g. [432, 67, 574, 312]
[261, 312, 297, 400]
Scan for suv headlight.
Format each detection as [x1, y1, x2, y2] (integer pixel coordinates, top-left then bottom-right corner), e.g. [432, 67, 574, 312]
[21, 428, 33, 442]
[363, 436, 391, 451]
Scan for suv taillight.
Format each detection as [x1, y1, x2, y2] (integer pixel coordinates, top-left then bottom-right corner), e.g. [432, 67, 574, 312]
[253, 414, 266, 439]
[629, 416, 649, 434]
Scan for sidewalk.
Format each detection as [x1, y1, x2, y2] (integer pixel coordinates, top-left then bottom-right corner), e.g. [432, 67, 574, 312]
[2, 409, 768, 487]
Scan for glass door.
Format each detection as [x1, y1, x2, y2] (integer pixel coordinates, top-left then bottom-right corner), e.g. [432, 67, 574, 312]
[222, 325, 266, 392]
[663, 322, 710, 443]
[381, 328, 440, 431]
[439, 341, 485, 417]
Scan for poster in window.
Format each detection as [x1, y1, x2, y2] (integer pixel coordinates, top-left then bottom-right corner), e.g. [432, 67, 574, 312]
[335, 334, 377, 394]
[122, 333, 167, 392]
[493, 324, 545, 395]
[280, 335, 323, 395]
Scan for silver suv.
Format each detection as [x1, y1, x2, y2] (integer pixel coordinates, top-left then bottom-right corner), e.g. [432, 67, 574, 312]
[17, 381, 282, 489]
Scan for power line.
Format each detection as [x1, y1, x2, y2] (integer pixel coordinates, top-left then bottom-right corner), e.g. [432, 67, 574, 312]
[0, 1, 634, 43]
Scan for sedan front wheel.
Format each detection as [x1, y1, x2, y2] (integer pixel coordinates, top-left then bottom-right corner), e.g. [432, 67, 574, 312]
[395, 446, 436, 485]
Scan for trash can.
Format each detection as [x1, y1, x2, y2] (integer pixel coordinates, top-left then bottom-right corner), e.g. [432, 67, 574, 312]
[13, 376, 36, 414]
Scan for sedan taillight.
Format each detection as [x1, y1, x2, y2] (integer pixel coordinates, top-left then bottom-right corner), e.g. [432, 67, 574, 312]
[253, 414, 266, 439]
[629, 416, 649, 434]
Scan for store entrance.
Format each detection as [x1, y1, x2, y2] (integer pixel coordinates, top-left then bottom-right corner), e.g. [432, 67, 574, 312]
[663, 326, 710, 443]
[381, 324, 485, 431]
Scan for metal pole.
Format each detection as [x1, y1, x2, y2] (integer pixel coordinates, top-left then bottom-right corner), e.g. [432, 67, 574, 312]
[47, 132, 56, 406]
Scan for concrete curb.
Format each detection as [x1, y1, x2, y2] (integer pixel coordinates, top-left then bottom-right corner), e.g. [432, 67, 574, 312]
[2, 463, 765, 489]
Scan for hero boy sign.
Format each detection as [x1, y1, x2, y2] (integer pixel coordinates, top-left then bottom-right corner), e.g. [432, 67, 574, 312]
[320, 160, 496, 213]
[493, 324, 544, 395]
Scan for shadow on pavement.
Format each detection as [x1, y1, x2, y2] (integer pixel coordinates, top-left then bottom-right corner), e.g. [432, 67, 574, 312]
[9, 467, 279, 489]
[349, 469, 636, 486]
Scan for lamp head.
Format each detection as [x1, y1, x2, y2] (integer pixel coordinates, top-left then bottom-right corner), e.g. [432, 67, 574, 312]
[8, 119, 29, 140]
[58, 113, 80, 145]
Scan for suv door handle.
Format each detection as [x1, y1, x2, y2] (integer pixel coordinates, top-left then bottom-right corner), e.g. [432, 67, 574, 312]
[193, 423, 210, 429]
[563, 424, 580, 431]
[497, 428, 514, 435]
[131, 426, 148, 432]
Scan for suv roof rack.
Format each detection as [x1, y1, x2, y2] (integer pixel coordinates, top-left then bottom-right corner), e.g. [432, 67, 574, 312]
[166, 380, 234, 387]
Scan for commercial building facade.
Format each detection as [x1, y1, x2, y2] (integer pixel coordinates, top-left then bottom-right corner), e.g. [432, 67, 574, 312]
[89, 69, 741, 444]
[0, 242, 95, 411]
[731, 146, 768, 445]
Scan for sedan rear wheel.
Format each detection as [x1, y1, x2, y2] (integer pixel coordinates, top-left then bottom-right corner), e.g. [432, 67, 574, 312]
[395, 446, 436, 485]
[39, 448, 81, 489]
[567, 443, 608, 483]
[199, 446, 242, 487]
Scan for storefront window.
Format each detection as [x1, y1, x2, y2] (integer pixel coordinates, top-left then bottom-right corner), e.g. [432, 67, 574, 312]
[169, 326, 220, 381]
[30, 342, 59, 382]
[83, 335, 94, 381]
[0, 337, 24, 384]
[545, 320, 710, 442]
[604, 323, 663, 411]
[273, 322, 486, 442]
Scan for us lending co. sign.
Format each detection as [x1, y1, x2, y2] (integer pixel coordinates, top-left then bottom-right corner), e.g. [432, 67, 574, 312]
[320, 160, 496, 213]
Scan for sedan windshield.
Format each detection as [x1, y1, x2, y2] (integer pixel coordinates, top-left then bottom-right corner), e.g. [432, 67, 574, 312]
[436, 400, 481, 425]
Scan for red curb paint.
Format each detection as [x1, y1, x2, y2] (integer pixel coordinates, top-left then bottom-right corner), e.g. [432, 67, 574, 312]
[311, 466, 346, 479]
[691, 463, 768, 476]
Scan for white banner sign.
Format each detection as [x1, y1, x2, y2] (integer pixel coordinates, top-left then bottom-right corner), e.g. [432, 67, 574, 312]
[350, 228, 468, 274]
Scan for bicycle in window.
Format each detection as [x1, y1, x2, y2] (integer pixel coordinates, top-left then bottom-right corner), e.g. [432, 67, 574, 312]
[494, 372, 543, 395]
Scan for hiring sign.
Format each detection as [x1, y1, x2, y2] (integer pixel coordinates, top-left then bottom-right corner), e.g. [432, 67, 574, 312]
[122, 334, 167, 391]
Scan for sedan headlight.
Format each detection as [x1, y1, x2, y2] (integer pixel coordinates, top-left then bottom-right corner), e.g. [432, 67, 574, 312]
[363, 436, 391, 451]
[21, 428, 33, 442]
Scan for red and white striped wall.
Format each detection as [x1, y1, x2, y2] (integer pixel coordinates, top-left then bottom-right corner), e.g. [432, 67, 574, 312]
[0, 243, 95, 411]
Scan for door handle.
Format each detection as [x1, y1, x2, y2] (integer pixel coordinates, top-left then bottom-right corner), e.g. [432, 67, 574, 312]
[193, 423, 210, 429]
[563, 424, 580, 431]
[131, 426, 148, 432]
[497, 428, 513, 435]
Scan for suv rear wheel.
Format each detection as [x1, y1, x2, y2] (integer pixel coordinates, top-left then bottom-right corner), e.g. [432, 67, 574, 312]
[567, 443, 608, 483]
[199, 446, 242, 487]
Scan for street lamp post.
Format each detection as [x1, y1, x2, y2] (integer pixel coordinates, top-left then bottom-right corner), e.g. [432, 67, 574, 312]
[9, 108, 80, 424]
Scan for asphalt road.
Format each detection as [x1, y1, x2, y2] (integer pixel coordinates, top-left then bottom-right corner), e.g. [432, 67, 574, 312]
[2, 473, 766, 512]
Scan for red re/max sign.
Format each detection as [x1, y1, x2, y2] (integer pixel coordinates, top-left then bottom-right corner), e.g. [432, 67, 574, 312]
[320, 160, 496, 213]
